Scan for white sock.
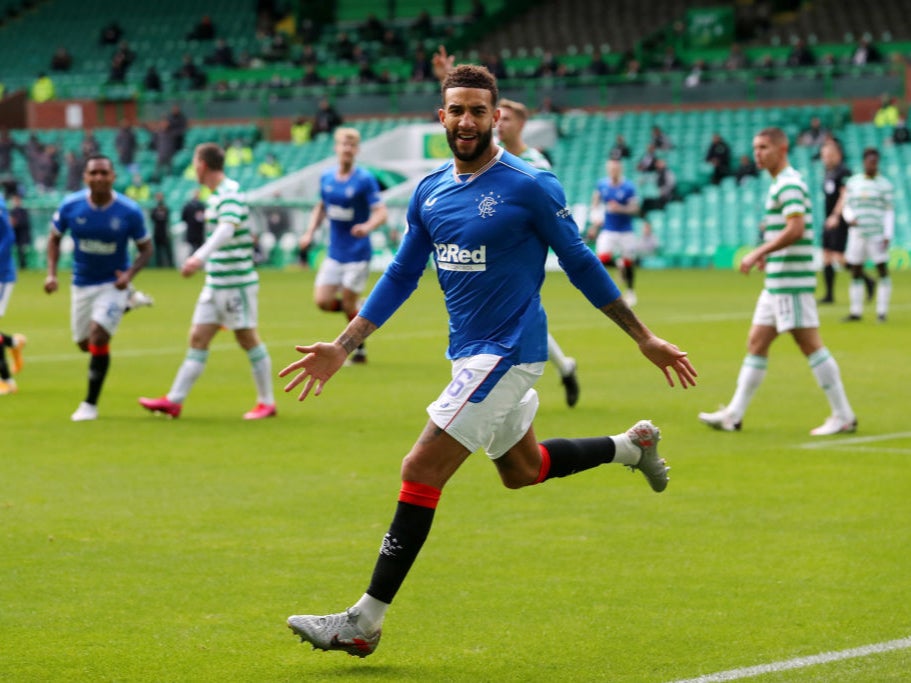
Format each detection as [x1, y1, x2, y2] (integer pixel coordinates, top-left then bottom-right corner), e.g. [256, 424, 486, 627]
[353, 593, 388, 633]
[247, 343, 274, 404]
[808, 347, 854, 421]
[166, 348, 208, 403]
[876, 277, 891, 317]
[727, 354, 767, 421]
[608, 433, 639, 465]
[547, 334, 573, 377]
[849, 278, 864, 316]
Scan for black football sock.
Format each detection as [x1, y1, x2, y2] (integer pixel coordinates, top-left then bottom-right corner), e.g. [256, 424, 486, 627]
[366, 482, 440, 604]
[537, 436, 617, 482]
[86, 345, 110, 405]
[823, 264, 835, 299]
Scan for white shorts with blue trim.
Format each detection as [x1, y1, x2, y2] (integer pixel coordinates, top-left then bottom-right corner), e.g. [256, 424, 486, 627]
[315, 256, 370, 293]
[596, 230, 637, 261]
[71, 282, 129, 342]
[426, 354, 545, 459]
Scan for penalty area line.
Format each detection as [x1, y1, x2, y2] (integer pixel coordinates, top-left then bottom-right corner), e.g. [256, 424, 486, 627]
[668, 635, 911, 683]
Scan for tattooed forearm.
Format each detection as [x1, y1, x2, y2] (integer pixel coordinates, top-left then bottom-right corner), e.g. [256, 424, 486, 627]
[335, 317, 378, 354]
[602, 298, 649, 343]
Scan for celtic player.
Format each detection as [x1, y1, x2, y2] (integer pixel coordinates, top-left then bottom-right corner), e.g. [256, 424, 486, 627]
[839, 147, 894, 322]
[698, 127, 856, 436]
[139, 142, 276, 420]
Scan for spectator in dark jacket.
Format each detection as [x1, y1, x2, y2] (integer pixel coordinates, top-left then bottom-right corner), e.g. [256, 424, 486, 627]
[187, 15, 216, 41]
[181, 190, 206, 252]
[705, 133, 731, 184]
[313, 98, 342, 135]
[115, 122, 138, 171]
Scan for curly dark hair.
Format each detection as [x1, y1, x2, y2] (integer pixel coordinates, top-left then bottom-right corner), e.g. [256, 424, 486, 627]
[440, 64, 498, 105]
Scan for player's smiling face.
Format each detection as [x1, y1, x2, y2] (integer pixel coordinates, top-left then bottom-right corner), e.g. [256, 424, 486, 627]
[440, 87, 499, 169]
[84, 158, 115, 195]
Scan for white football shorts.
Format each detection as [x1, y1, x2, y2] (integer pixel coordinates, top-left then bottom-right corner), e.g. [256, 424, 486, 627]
[845, 229, 889, 267]
[315, 256, 370, 293]
[71, 282, 129, 342]
[427, 353, 545, 459]
[192, 284, 259, 330]
[752, 289, 819, 333]
[0, 281, 13, 317]
[596, 230, 638, 261]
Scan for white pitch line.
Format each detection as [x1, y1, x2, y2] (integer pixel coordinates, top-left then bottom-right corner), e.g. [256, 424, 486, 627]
[798, 431, 911, 450]
[669, 635, 911, 683]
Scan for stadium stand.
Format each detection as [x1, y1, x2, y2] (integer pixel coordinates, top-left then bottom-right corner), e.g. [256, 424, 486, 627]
[1, 0, 909, 272]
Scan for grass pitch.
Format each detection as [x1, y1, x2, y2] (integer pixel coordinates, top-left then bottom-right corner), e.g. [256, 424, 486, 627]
[2, 266, 910, 682]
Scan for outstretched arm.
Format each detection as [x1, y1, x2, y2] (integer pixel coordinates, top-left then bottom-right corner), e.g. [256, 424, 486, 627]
[600, 297, 697, 388]
[279, 316, 379, 400]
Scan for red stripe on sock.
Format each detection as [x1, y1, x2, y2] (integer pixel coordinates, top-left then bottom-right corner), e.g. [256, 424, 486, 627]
[534, 443, 551, 484]
[398, 481, 441, 509]
[88, 344, 110, 356]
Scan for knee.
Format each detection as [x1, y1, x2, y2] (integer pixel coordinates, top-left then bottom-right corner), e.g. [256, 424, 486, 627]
[499, 473, 532, 490]
[496, 462, 539, 490]
[188, 330, 211, 349]
[400, 452, 428, 484]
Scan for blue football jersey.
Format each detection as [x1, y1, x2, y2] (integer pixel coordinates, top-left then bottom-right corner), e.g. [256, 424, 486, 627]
[595, 178, 637, 233]
[319, 166, 383, 263]
[360, 149, 621, 364]
[0, 196, 14, 284]
[52, 190, 149, 286]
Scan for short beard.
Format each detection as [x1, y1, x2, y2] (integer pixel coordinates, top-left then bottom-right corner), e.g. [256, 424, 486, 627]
[446, 126, 493, 163]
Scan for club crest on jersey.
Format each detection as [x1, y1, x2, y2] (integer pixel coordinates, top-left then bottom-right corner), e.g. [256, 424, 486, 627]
[434, 242, 487, 271]
[110, 218, 121, 231]
[476, 191, 501, 218]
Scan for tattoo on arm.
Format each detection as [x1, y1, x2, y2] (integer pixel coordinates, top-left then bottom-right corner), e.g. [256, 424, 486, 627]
[336, 316, 377, 354]
[602, 298, 647, 342]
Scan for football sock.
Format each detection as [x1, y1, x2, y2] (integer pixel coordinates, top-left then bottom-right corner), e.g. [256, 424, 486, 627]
[728, 354, 768, 420]
[365, 482, 440, 607]
[849, 278, 864, 316]
[546, 334, 573, 377]
[536, 436, 620, 482]
[246, 343, 274, 404]
[822, 264, 835, 299]
[352, 593, 388, 634]
[85, 344, 110, 405]
[809, 347, 854, 420]
[0, 333, 9, 380]
[876, 276, 891, 317]
[167, 348, 209, 403]
[623, 260, 635, 291]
